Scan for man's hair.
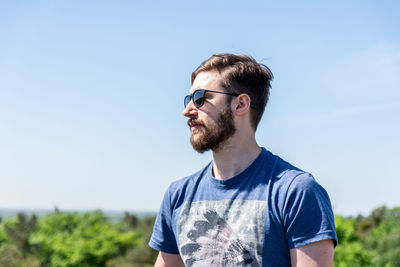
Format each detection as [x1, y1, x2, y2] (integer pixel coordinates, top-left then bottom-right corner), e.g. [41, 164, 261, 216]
[192, 53, 273, 130]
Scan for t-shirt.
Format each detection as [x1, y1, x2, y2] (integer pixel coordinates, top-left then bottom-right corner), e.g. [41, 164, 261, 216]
[149, 148, 337, 267]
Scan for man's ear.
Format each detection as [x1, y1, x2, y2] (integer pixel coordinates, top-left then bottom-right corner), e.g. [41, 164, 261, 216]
[232, 94, 251, 116]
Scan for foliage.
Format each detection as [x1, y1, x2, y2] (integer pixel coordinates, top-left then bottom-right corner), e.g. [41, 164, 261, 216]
[355, 205, 387, 240]
[106, 215, 157, 266]
[0, 214, 40, 267]
[30, 210, 141, 267]
[0, 245, 40, 267]
[123, 212, 138, 229]
[4, 213, 37, 256]
[368, 207, 400, 266]
[334, 206, 400, 267]
[334, 216, 375, 267]
[0, 206, 398, 266]
[0, 223, 8, 248]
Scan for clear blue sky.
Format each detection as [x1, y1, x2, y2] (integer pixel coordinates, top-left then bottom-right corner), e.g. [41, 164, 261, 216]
[0, 1, 399, 216]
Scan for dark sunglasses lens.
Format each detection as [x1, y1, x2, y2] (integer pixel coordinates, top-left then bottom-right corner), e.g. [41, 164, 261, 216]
[184, 95, 191, 108]
[193, 90, 205, 107]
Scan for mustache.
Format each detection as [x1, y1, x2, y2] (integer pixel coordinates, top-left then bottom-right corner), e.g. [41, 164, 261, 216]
[187, 118, 204, 127]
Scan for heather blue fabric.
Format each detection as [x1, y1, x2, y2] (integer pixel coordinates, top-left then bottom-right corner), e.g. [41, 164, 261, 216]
[149, 148, 337, 266]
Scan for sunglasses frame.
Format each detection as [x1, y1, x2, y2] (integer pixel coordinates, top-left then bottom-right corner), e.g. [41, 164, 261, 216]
[184, 89, 239, 108]
[184, 89, 256, 109]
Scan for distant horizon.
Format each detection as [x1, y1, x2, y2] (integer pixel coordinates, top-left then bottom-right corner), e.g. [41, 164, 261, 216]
[0, 206, 157, 220]
[0, 203, 395, 218]
[0, 206, 157, 214]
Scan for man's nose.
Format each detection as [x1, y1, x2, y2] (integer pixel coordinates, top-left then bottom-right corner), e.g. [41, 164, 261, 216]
[182, 100, 198, 118]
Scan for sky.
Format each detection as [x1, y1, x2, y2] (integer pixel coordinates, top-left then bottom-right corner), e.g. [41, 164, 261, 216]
[0, 1, 399, 216]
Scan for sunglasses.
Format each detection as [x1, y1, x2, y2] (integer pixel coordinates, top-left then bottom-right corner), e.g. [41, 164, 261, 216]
[184, 89, 256, 109]
[184, 89, 239, 108]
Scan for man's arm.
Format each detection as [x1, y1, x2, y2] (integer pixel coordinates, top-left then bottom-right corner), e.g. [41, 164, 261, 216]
[290, 239, 334, 267]
[154, 251, 185, 267]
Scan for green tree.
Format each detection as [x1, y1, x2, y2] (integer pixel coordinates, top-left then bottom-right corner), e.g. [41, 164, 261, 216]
[0, 222, 8, 248]
[4, 213, 37, 256]
[31, 210, 141, 267]
[123, 212, 138, 229]
[106, 216, 157, 267]
[367, 207, 400, 266]
[0, 214, 40, 267]
[0, 245, 40, 267]
[334, 216, 375, 267]
[355, 206, 387, 240]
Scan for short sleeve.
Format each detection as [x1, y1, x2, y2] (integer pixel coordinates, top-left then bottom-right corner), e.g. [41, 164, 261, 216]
[149, 185, 180, 254]
[282, 173, 337, 249]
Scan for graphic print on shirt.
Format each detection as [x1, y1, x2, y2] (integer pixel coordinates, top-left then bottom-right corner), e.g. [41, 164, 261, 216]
[177, 200, 267, 267]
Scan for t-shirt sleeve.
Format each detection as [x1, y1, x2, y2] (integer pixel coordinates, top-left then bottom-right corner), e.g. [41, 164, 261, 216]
[282, 173, 337, 249]
[149, 185, 180, 254]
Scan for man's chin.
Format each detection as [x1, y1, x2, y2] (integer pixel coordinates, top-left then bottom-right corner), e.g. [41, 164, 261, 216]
[190, 129, 204, 140]
[190, 143, 210, 154]
[190, 136, 211, 154]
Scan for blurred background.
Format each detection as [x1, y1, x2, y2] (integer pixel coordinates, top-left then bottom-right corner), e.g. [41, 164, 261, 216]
[0, 1, 399, 266]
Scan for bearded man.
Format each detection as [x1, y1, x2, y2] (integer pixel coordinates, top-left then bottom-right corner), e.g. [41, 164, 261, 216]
[149, 54, 337, 267]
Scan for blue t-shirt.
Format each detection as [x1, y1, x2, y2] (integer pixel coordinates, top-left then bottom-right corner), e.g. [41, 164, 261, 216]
[149, 148, 337, 266]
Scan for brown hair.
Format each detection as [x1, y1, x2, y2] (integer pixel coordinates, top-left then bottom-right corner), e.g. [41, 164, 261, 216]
[192, 53, 273, 130]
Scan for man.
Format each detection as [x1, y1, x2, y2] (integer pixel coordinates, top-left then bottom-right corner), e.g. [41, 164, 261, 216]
[149, 54, 337, 267]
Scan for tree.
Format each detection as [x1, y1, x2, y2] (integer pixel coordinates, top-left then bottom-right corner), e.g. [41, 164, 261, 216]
[355, 206, 387, 239]
[4, 213, 37, 256]
[123, 212, 138, 229]
[367, 207, 400, 266]
[106, 216, 157, 266]
[30, 210, 141, 267]
[0, 213, 40, 267]
[334, 216, 375, 267]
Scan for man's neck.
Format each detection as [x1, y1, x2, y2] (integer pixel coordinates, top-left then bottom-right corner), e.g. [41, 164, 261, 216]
[211, 136, 261, 180]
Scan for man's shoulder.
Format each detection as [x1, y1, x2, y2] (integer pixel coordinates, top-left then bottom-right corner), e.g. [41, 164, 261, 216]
[268, 151, 331, 210]
[266, 149, 318, 189]
[267, 150, 304, 175]
[165, 161, 212, 197]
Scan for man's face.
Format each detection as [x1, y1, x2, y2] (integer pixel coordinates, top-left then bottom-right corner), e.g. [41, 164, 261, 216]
[183, 71, 236, 153]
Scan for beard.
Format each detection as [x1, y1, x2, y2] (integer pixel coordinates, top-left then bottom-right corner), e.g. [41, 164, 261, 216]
[189, 107, 236, 153]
